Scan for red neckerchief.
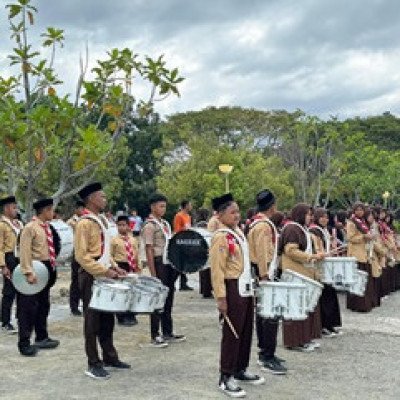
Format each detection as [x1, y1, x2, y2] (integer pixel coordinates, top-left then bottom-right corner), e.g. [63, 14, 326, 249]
[147, 215, 170, 235]
[351, 215, 370, 234]
[121, 234, 138, 272]
[82, 209, 104, 254]
[32, 217, 56, 268]
[379, 220, 392, 242]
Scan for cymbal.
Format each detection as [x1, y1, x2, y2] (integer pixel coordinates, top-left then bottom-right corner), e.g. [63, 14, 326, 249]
[12, 260, 49, 295]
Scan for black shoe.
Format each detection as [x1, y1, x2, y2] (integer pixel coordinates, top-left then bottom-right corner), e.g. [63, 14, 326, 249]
[261, 358, 287, 375]
[20, 345, 39, 357]
[180, 285, 194, 291]
[118, 319, 136, 327]
[274, 355, 286, 363]
[257, 353, 286, 365]
[163, 334, 186, 343]
[103, 360, 131, 370]
[85, 365, 110, 380]
[71, 309, 82, 316]
[35, 337, 60, 349]
[234, 370, 265, 385]
[219, 374, 246, 398]
[2, 323, 17, 334]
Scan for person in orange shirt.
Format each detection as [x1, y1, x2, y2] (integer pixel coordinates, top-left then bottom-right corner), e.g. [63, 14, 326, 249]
[173, 200, 193, 291]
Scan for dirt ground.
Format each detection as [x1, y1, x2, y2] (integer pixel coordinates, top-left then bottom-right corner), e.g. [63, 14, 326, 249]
[1, 269, 400, 400]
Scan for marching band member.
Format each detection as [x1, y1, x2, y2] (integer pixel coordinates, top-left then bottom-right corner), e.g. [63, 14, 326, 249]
[173, 199, 194, 291]
[74, 182, 130, 380]
[67, 199, 85, 316]
[346, 202, 375, 313]
[210, 193, 264, 398]
[278, 203, 325, 352]
[247, 189, 287, 374]
[110, 215, 140, 326]
[309, 208, 342, 337]
[17, 198, 60, 356]
[207, 211, 222, 233]
[141, 193, 186, 348]
[0, 196, 22, 333]
[366, 208, 386, 307]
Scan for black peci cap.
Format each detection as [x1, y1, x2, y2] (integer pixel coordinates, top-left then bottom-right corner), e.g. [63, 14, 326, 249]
[78, 182, 103, 199]
[212, 193, 234, 212]
[256, 189, 276, 211]
[0, 196, 16, 207]
[117, 215, 130, 223]
[33, 198, 54, 212]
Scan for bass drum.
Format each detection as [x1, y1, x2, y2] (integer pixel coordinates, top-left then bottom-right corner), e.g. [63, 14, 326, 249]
[167, 228, 212, 274]
[50, 219, 73, 264]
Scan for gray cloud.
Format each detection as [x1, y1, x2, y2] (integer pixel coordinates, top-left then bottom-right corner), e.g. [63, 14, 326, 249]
[1, 0, 400, 118]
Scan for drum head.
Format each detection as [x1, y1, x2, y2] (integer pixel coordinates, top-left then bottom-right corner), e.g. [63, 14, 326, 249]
[167, 229, 209, 273]
[12, 260, 49, 295]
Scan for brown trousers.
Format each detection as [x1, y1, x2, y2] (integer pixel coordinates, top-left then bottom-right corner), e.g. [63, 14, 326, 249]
[79, 269, 119, 367]
[283, 300, 321, 347]
[220, 280, 253, 376]
[346, 262, 374, 313]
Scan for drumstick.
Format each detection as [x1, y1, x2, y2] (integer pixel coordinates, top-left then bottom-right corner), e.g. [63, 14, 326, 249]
[224, 315, 239, 339]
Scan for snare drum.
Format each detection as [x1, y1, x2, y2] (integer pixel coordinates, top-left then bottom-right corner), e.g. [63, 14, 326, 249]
[256, 281, 308, 321]
[320, 257, 357, 287]
[89, 281, 131, 312]
[137, 276, 169, 310]
[129, 283, 160, 314]
[281, 269, 323, 312]
[348, 270, 368, 297]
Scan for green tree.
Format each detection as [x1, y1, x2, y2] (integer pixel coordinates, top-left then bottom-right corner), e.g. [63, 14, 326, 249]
[0, 0, 183, 217]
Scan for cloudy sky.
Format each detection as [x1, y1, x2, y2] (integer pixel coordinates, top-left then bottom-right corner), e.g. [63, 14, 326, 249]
[0, 0, 399, 118]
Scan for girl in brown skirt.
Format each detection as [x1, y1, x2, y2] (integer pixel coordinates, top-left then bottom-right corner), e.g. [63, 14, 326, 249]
[210, 193, 264, 398]
[346, 202, 375, 313]
[279, 204, 325, 352]
[309, 208, 342, 337]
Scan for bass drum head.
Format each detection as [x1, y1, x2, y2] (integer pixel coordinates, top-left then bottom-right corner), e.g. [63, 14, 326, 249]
[167, 229, 209, 273]
[12, 260, 49, 295]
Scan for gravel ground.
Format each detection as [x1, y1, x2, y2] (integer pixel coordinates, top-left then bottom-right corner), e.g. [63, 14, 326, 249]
[1, 270, 400, 400]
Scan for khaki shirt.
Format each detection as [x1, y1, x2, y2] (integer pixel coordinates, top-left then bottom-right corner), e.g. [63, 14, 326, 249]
[248, 219, 274, 278]
[74, 212, 109, 276]
[67, 215, 79, 232]
[142, 216, 168, 257]
[0, 217, 22, 267]
[20, 219, 50, 275]
[207, 215, 222, 233]
[311, 233, 325, 254]
[110, 234, 139, 264]
[210, 224, 244, 298]
[281, 243, 316, 280]
[346, 220, 368, 263]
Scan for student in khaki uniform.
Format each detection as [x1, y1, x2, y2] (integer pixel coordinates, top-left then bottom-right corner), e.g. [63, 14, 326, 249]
[210, 193, 265, 398]
[67, 200, 85, 316]
[17, 198, 60, 357]
[207, 212, 222, 233]
[278, 203, 325, 352]
[110, 215, 140, 326]
[309, 208, 342, 338]
[141, 193, 185, 348]
[346, 202, 376, 313]
[74, 182, 130, 380]
[247, 189, 287, 375]
[0, 196, 22, 333]
[366, 209, 386, 307]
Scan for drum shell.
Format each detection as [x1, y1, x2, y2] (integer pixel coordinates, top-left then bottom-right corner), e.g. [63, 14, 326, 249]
[348, 270, 368, 297]
[257, 281, 308, 321]
[320, 257, 358, 287]
[89, 281, 131, 312]
[50, 220, 73, 264]
[281, 269, 323, 312]
[136, 276, 169, 310]
[129, 283, 159, 313]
